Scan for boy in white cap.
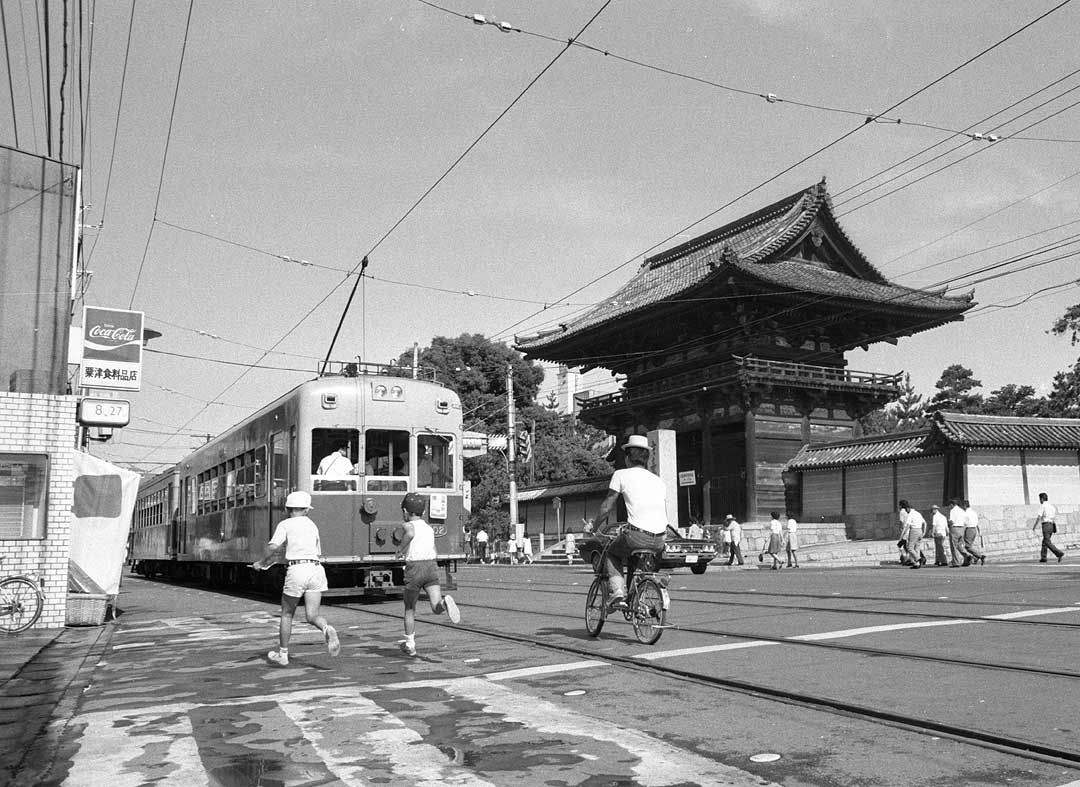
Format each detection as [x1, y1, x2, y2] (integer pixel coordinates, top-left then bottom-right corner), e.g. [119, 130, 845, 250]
[252, 490, 340, 665]
[396, 492, 460, 656]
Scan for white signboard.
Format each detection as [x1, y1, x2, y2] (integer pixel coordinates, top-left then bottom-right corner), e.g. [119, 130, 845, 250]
[80, 306, 144, 391]
[678, 470, 696, 487]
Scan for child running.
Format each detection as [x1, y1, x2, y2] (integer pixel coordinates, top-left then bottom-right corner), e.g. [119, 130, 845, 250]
[396, 492, 460, 656]
[252, 491, 340, 666]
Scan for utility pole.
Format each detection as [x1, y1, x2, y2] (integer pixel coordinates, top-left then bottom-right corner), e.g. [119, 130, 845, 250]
[506, 363, 521, 547]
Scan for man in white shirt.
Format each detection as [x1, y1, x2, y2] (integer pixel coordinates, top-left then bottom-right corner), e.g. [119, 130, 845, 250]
[947, 498, 973, 568]
[725, 515, 744, 566]
[962, 499, 986, 566]
[1033, 491, 1065, 563]
[930, 504, 949, 566]
[898, 500, 926, 569]
[590, 435, 668, 610]
[317, 443, 355, 476]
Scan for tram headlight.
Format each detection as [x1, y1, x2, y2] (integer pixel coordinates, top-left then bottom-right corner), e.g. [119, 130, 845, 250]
[390, 385, 404, 400]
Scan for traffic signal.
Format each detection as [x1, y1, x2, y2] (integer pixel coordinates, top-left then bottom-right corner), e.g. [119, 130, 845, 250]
[516, 427, 532, 463]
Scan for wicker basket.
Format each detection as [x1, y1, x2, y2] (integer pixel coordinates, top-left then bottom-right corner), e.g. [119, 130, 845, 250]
[66, 593, 109, 626]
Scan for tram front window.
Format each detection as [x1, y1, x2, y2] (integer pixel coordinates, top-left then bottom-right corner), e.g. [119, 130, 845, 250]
[417, 433, 454, 489]
[311, 428, 360, 491]
[364, 428, 408, 492]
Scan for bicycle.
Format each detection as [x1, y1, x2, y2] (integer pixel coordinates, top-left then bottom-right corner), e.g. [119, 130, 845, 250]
[584, 526, 671, 644]
[0, 557, 45, 634]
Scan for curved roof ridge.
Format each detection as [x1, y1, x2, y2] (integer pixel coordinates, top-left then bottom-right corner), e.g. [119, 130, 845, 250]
[645, 182, 822, 270]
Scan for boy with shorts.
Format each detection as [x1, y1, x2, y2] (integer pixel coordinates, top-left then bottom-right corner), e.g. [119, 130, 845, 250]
[252, 491, 340, 665]
[396, 492, 460, 656]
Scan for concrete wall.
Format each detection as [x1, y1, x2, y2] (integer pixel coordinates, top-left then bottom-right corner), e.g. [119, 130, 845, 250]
[1, 392, 76, 628]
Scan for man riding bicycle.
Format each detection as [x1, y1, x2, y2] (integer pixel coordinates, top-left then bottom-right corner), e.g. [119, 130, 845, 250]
[587, 435, 668, 611]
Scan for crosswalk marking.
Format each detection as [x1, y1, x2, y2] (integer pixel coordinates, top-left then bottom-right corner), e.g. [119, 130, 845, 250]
[64, 679, 782, 786]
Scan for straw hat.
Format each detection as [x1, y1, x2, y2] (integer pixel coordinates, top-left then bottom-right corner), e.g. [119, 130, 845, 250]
[621, 435, 650, 452]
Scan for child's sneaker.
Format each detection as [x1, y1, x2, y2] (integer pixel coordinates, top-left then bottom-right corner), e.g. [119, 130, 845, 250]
[324, 625, 340, 657]
[267, 649, 289, 666]
[443, 595, 461, 624]
[399, 639, 416, 656]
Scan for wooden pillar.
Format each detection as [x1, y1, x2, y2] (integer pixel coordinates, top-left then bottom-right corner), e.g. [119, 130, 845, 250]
[744, 408, 757, 521]
[698, 399, 715, 525]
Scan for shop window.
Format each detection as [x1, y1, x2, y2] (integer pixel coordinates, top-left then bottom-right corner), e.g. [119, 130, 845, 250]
[0, 454, 48, 539]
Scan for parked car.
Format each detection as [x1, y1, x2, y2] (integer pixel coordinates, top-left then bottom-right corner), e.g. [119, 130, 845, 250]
[576, 525, 717, 574]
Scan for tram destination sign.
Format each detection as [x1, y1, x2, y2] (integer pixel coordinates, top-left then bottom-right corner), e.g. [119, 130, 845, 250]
[78, 397, 131, 427]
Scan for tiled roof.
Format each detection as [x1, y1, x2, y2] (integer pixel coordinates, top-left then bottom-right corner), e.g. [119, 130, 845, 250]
[933, 411, 1080, 448]
[787, 431, 934, 470]
[786, 411, 1080, 471]
[517, 477, 610, 502]
[516, 180, 972, 353]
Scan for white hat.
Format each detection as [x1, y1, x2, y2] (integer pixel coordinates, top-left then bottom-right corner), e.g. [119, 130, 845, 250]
[622, 435, 651, 452]
[725, 514, 735, 520]
[285, 491, 312, 509]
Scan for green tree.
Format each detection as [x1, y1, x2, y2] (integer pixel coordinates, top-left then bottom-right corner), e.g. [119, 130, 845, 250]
[893, 372, 926, 429]
[982, 384, 1044, 417]
[927, 364, 984, 414]
[396, 333, 543, 434]
[1047, 305, 1080, 416]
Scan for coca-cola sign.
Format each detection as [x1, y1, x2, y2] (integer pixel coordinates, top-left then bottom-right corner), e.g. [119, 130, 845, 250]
[81, 306, 144, 391]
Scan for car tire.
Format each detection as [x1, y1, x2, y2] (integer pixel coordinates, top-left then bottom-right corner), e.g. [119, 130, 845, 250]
[690, 563, 707, 575]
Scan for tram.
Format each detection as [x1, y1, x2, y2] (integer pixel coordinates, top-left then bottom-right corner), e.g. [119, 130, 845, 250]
[129, 361, 466, 597]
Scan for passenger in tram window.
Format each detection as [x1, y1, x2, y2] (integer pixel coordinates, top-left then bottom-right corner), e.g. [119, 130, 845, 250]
[930, 504, 950, 566]
[317, 442, 355, 477]
[396, 492, 460, 657]
[898, 500, 926, 569]
[962, 500, 986, 566]
[759, 512, 784, 570]
[947, 498, 973, 567]
[252, 491, 340, 666]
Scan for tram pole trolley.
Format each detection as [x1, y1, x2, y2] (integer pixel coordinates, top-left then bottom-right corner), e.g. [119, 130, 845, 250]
[584, 527, 671, 645]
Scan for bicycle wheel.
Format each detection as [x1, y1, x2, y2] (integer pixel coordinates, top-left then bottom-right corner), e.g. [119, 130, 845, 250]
[631, 578, 666, 645]
[0, 577, 43, 634]
[584, 576, 608, 637]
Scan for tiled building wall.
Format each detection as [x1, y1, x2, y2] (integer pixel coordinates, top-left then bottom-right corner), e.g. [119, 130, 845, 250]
[0, 392, 76, 628]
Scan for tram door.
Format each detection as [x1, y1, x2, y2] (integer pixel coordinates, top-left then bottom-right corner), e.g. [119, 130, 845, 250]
[269, 431, 290, 538]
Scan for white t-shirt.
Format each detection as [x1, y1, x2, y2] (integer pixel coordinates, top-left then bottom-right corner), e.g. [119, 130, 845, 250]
[964, 507, 979, 528]
[1039, 501, 1057, 523]
[268, 515, 321, 561]
[949, 505, 966, 528]
[475, 530, 488, 544]
[404, 518, 437, 561]
[317, 451, 353, 476]
[904, 509, 926, 537]
[609, 467, 667, 534]
[932, 511, 948, 536]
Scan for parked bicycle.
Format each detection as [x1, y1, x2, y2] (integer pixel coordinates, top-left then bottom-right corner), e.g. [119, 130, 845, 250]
[584, 525, 671, 644]
[0, 557, 45, 634]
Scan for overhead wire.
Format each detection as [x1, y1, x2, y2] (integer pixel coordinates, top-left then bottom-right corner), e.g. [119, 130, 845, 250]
[1, 1, 19, 148]
[488, 0, 1074, 344]
[127, 0, 193, 308]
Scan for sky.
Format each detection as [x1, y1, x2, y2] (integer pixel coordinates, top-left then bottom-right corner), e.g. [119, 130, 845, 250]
[3, 0, 1080, 471]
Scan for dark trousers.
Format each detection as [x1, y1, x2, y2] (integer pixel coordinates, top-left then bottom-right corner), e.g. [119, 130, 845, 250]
[727, 543, 744, 565]
[1040, 522, 1063, 560]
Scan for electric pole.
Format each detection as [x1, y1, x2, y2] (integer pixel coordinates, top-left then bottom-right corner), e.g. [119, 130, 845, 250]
[506, 363, 521, 546]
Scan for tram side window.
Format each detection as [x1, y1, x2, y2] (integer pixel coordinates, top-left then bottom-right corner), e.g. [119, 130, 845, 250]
[225, 461, 237, 507]
[363, 428, 409, 492]
[254, 446, 267, 499]
[311, 428, 360, 491]
[417, 433, 454, 489]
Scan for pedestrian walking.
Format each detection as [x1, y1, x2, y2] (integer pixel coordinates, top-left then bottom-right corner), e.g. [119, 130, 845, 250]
[784, 513, 800, 568]
[759, 512, 784, 570]
[930, 504, 949, 566]
[962, 500, 986, 566]
[474, 527, 489, 564]
[251, 491, 340, 666]
[396, 492, 460, 656]
[564, 530, 577, 565]
[898, 500, 926, 569]
[521, 534, 534, 564]
[1033, 491, 1065, 563]
[948, 498, 973, 567]
[725, 514, 745, 566]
